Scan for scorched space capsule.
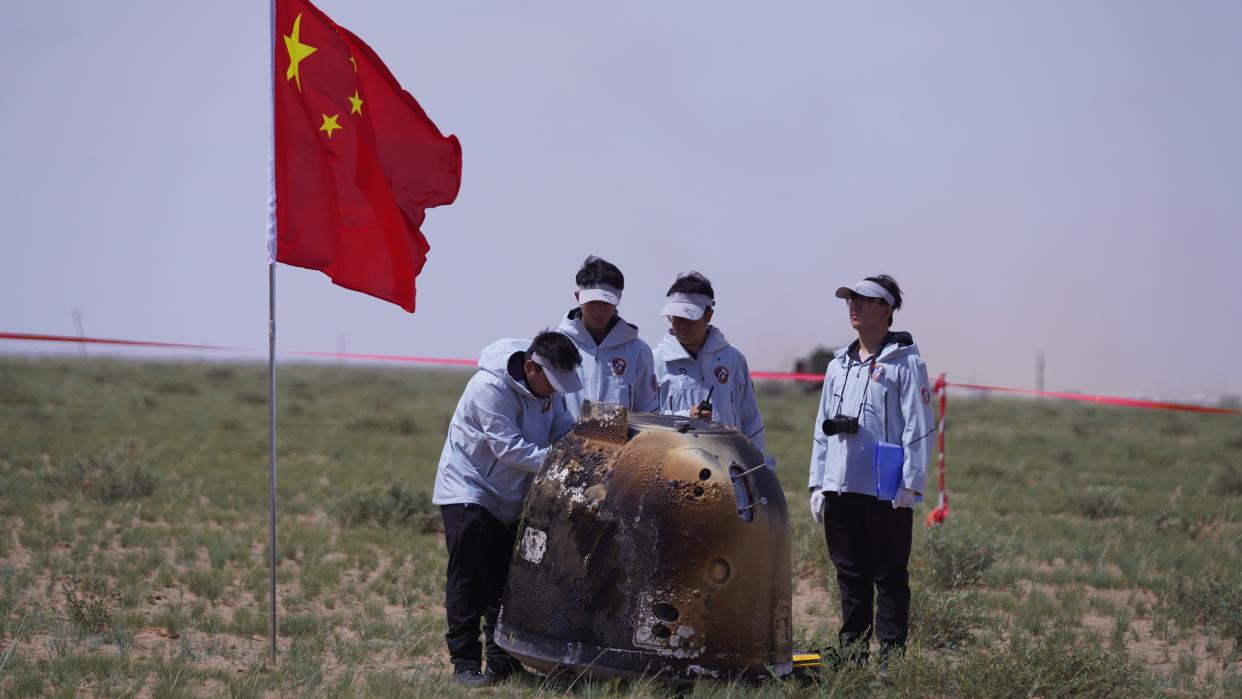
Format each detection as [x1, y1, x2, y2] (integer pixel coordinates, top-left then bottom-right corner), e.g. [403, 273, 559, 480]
[495, 400, 793, 681]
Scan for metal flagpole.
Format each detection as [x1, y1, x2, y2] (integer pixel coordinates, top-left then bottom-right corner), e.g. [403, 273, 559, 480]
[267, 262, 278, 662]
[267, 0, 279, 663]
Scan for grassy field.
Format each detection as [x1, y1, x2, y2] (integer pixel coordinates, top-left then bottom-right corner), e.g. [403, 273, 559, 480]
[0, 357, 1239, 697]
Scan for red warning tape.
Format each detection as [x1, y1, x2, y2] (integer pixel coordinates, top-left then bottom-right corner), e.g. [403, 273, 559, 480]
[286, 350, 475, 366]
[0, 332, 237, 351]
[946, 382, 1239, 415]
[751, 371, 824, 382]
[2, 331, 1237, 415]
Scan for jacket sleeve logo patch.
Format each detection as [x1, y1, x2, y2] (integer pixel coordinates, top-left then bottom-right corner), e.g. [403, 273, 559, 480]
[714, 365, 730, 384]
[920, 387, 931, 404]
[611, 357, 628, 376]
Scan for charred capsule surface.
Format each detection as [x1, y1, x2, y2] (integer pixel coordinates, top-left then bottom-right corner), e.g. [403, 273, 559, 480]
[496, 400, 792, 681]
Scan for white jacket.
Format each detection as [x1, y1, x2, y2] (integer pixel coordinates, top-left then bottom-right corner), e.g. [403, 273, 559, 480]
[654, 326, 768, 458]
[807, 332, 934, 497]
[557, 310, 658, 419]
[432, 339, 575, 523]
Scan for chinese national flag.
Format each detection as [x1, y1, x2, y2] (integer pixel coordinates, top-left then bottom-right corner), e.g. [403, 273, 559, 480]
[271, 0, 461, 312]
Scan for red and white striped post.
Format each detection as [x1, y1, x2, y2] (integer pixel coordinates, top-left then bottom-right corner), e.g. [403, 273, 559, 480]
[925, 373, 949, 527]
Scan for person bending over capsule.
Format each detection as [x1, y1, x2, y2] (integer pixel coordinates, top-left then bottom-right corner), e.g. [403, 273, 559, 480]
[430, 331, 582, 687]
[807, 275, 934, 670]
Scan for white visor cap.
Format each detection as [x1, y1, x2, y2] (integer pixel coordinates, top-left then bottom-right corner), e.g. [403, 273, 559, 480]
[833, 279, 894, 306]
[660, 292, 714, 321]
[578, 284, 621, 306]
[532, 352, 583, 394]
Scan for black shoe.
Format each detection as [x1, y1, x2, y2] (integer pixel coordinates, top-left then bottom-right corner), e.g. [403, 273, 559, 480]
[484, 660, 530, 682]
[876, 643, 903, 683]
[876, 662, 892, 684]
[452, 668, 491, 687]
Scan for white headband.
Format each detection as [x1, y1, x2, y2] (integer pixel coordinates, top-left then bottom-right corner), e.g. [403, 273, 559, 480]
[836, 280, 895, 306]
[577, 284, 621, 305]
[666, 292, 714, 308]
[660, 292, 715, 321]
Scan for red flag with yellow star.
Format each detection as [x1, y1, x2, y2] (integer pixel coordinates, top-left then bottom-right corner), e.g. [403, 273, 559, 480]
[270, 0, 461, 312]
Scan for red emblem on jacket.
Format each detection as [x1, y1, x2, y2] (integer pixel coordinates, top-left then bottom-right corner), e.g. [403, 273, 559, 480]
[714, 365, 730, 384]
[611, 357, 628, 376]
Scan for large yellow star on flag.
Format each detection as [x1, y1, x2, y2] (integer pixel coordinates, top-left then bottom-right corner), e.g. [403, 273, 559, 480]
[349, 90, 363, 115]
[320, 113, 342, 139]
[284, 13, 317, 93]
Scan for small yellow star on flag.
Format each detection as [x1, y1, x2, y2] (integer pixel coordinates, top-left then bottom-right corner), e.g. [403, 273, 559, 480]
[320, 113, 342, 138]
[349, 90, 363, 115]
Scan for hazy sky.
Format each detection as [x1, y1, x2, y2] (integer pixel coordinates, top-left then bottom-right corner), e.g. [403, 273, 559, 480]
[2, 1, 1240, 398]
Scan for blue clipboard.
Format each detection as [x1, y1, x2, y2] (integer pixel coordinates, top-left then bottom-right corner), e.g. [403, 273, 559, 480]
[874, 441, 906, 501]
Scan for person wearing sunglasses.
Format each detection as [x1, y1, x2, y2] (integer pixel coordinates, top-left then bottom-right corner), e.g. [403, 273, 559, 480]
[807, 274, 934, 670]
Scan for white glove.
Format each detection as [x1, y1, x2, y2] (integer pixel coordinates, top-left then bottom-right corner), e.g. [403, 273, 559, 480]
[810, 488, 825, 523]
[892, 487, 918, 509]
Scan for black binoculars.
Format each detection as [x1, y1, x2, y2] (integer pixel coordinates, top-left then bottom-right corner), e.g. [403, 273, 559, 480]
[822, 414, 860, 436]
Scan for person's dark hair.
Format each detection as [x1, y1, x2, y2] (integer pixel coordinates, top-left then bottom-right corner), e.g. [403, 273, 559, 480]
[864, 274, 903, 327]
[575, 255, 624, 291]
[527, 331, 582, 370]
[666, 271, 714, 299]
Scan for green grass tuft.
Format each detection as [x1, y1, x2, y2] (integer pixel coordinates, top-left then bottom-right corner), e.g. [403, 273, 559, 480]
[920, 522, 1002, 589]
[61, 574, 119, 638]
[41, 452, 158, 503]
[332, 483, 439, 532]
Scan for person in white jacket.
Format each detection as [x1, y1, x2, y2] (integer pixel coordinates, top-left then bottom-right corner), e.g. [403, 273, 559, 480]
[431, 332, 582, 686]
[557, 255, 658, 418]
[807, 275, 934, 666]
[653, 271, 768, 461]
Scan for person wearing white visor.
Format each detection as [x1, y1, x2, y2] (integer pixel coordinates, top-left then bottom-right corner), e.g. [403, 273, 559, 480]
[807, 274, 934, 668]
[557, 256, 658, 419]
[653, 271, 771, 466]
[432, 331, 581, 686]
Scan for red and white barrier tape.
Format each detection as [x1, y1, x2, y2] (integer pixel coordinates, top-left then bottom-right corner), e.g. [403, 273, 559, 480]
[0, 331, 237, 352]
[945, 382, 1238, 415]
[287, 350, 475, 366]
[2, 331, 1238, 415]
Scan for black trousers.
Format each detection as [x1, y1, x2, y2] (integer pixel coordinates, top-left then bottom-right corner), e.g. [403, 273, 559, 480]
[821, 491, 913, 650]
[441, 503, 519, 673]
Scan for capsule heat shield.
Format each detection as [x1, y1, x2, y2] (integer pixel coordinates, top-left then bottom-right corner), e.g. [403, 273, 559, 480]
[496, 401, 792, 681]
